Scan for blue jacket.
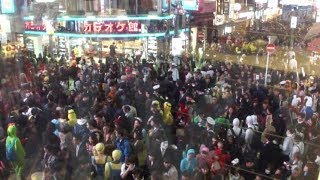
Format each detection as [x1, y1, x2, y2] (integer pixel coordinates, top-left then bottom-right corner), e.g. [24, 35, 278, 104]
[180, 157, 198, 173]
[180, 149, 198, 173]
[115, 138, 132, 163]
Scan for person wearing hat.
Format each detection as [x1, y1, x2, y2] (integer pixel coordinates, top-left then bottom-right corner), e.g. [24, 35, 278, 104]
[91, 143, 107, 178]
[196, 144, 213, 169]
[180, 149, 198, 174]
[206, 117, 215, 133]
[104, 149, 122, 180]
[168, 63, 179, 82]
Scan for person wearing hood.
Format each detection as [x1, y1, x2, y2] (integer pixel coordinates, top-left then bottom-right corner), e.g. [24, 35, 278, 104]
[105, 149, 122, 180]
[196, 145, 213, 169]
[6, 125, 26, 180]
[180, 149, 198, 174]
[245, 116, 254, 147]
[227, 118, 244, 140]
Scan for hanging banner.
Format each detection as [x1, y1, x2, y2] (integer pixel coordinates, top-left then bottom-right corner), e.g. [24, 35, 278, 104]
[1, 0, 15, 13]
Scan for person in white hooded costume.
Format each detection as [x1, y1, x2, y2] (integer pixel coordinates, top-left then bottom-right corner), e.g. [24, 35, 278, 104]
[245, 116, 254, 146]
[227, 118, 244, 139]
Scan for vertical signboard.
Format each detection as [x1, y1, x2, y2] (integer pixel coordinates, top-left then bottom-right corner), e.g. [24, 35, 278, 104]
[290, 16, 297, 28]
[1, 0, 15, 13]
[217, 0, 223, 14]
[223, 0, 230, 15]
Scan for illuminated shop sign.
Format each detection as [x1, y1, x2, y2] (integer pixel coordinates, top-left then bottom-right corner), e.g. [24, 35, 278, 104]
[25, 21, 46, 31]
[1, 0, 15, 13]
[82, 21, 141, 33]
[25, 21, 141, 34]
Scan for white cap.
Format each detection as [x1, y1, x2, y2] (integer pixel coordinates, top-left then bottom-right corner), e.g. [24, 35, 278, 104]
[206, 117, 215, 125]
[280, 81, 286, 85]
[153, 84, 160, 90]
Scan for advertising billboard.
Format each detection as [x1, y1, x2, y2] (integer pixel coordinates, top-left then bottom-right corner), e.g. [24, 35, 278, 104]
[1, 0, 15, 13]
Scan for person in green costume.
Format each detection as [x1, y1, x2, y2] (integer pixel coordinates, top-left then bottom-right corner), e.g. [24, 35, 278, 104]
[6, 125, 25, 180]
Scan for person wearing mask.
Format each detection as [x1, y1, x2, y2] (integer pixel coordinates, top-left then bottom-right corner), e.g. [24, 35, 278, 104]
[180, 149, 198, 174]
[5, 125, 25, 180]
[163, 157, 178, 180]
[104, 149, 122, 180]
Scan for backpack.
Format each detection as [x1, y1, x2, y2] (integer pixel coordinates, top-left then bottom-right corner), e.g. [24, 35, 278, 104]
[249, 127, 262, 151]
[230, 128, 243, 143]
[6, 138, 17, 161]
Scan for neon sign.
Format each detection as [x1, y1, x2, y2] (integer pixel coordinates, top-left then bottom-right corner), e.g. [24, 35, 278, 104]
[82, 21, 141, 33]
[25, 21, 46, 31]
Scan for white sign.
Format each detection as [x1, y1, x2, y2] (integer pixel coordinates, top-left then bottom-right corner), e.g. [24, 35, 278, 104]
[290, 16, 297, 29]
[172, 37, 183, 56]
[280, 0, 313, 6]
[214, 15, 224, 26]
[255, 0, 268, 3]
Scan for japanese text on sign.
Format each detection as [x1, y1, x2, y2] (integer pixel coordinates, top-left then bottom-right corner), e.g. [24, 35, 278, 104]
[25, 21, 46, 31]
[83, 21, 141, 33]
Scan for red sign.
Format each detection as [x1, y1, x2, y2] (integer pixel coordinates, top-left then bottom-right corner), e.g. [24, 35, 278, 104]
[266, 43, 276, 53]
[198, 32, 204, 41]
[25, 21, 46, 31]
[82, 21, 141, 34]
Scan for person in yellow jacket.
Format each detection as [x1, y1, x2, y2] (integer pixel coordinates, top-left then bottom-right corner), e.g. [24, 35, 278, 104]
[6, 125, 25, 180]
[104, 149, 122, 180]
[163, 102, 173, 125]
[67, 109, 77, 127]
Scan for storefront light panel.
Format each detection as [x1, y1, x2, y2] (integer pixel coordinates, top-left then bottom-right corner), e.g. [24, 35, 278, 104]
[24, 29, 188, 38]
[23, 15, 174, 21]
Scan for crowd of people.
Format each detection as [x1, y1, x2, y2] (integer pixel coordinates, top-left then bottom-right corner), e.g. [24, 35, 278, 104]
[0, 48, 319, 180]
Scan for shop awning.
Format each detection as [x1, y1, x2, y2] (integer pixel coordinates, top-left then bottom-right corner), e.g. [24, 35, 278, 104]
[304, 22, 320, 40]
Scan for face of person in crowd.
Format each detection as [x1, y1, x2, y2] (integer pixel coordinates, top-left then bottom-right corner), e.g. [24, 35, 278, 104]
[94, 115, 102, 123]
[88, 136, 94, 144]
[188, 152, 195, 159]
[201, 167, 209, 174]
[217, 141, 223, 149]
[103, 126, 110, 134]
[212, 97, 218, 104]
[134, 120, 141, 129]
[148, 154, 155, 161]
[72, 137, 80, 145]
[86, 123, 93, 130]
[163, 161, 171, 169]
[115, 130, 121, 139]
[150, 119, 155, 127]
[291, 167, 301, 177]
